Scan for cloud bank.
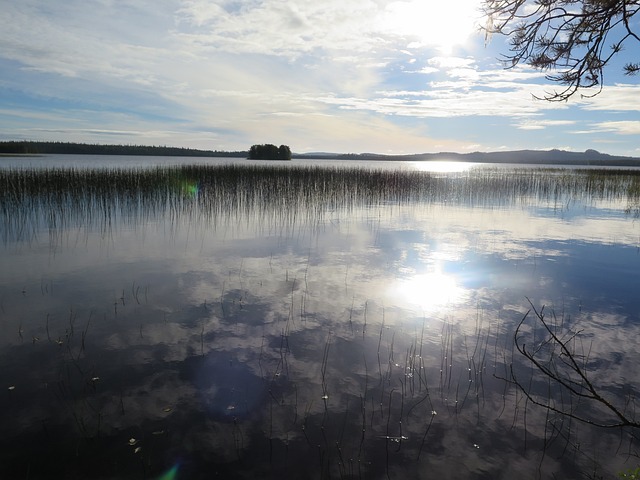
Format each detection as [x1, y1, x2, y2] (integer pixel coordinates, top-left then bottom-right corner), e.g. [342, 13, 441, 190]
[0, 0, 638, 154]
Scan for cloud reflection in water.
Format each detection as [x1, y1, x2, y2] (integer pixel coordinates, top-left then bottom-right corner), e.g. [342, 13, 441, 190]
[1, 160, 640, 479]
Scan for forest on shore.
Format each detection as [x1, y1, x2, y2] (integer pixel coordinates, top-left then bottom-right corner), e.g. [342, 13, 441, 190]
[0, 141, 247, 157]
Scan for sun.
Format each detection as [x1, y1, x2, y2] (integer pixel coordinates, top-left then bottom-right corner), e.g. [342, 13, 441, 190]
[382, 0, 481, 54]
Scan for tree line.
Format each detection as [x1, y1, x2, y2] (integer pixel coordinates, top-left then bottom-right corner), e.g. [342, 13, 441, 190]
[0, 141, 247, 157]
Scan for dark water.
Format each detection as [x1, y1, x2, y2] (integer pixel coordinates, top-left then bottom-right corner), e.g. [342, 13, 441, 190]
[1, 155, 639, 479]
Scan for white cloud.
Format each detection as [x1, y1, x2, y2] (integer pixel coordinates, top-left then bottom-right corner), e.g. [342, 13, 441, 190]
[0, 0, 638, 155]
[590, 121, 640, 135]
[579, 85, 640, 112]
[1, 1, 177, 81]
[428, 56, 476, 69]
[315, 84, 568, 118]
[175, 0, 385, 58]
[336, 63, 568, 119]
[516, 119, 576, 130]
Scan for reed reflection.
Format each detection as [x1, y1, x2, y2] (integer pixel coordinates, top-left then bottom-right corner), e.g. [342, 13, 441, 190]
[1, 162, 639, 479]
[2, 165, 640, 247]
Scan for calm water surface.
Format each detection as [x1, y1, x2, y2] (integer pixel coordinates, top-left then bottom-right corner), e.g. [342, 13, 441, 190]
[1, 155, 639, 479]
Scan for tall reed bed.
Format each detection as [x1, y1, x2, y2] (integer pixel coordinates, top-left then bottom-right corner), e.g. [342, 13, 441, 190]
[2, 164, 640, 244]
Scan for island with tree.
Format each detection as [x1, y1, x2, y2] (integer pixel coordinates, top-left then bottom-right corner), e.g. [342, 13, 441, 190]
[248, 144, 291, 160]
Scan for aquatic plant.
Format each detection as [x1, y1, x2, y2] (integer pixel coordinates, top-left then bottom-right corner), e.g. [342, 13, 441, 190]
[1, 162, 639, 478]
[2, 164, 640, 246]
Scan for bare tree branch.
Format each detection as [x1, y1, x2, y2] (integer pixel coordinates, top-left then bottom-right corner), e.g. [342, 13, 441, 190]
[483, 0, 640, 100]
[510, 299, 640, 429]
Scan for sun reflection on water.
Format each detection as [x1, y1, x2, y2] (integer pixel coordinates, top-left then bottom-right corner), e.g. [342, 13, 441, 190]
[408, 161, 479, 173]
[390, 269, 467, 313]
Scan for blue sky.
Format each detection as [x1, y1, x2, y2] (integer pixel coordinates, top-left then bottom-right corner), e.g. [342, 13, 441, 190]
[1, 0, 639, 156]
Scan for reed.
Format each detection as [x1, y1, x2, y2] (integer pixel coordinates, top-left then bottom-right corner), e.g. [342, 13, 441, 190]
[1, 161, 637, 478]
[3, 164, 640, 246]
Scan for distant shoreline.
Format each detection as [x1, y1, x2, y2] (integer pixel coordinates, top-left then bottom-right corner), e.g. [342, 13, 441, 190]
[0, 153, 43, 157]
[296, 149, 640, 167]
[2, 141, 640, 166]
[0, 141, 247, 158]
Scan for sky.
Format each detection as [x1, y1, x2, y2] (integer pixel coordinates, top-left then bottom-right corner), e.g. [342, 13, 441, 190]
[1, 0, 639, 156]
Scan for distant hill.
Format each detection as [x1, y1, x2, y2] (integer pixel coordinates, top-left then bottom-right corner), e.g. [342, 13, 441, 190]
[433, 149, 640, 166]
[299, 149, 640, 166]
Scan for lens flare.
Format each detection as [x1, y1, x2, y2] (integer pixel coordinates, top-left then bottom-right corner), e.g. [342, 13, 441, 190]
[180, 181, 199, 198]
[156, 464, 179, 480]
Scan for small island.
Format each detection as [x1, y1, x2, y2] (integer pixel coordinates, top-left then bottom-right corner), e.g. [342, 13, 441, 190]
[248, 144, 292, 160]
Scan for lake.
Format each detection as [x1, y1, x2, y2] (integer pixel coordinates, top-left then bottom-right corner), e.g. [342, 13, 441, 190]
[1, 155, 639, 479]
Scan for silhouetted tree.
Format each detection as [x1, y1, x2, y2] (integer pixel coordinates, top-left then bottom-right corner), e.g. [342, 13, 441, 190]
[278, 144, 292, 160]
[483, 0, 640, 100]
[248, 144, 291, 160]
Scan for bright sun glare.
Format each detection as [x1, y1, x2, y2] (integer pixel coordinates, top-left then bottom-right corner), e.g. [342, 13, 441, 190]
[410, 161, 477, 173]
[383, 0, 481, 54]
[391, 270, 466, 313]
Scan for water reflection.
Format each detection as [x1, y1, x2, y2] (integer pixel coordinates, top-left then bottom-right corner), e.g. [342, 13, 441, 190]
[408, 160, 479, 173]
[390, 270, 467, 314]
[0, 159, 639, 479]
